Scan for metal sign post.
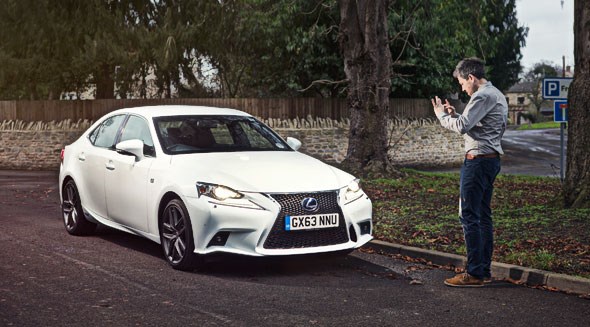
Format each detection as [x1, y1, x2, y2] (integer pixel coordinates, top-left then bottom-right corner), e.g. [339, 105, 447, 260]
[553, 100, 568, 181]
[560, 123, 566, 182]
[544, 79, 572, 181]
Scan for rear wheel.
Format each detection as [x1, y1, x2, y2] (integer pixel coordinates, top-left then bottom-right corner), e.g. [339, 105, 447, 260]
[160, 199, 200, 270]
[62, 180, 96, 235]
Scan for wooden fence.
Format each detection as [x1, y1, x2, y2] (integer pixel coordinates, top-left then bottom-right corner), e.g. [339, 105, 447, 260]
[0, 98, 433, 122]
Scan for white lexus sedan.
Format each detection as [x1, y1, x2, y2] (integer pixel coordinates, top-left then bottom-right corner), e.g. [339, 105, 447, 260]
[59, 106, 372, 270]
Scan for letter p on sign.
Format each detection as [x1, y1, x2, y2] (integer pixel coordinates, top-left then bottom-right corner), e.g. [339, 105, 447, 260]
[547, 82, 559, 96]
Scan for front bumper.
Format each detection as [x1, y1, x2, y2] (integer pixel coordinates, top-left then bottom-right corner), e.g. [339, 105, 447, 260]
[185, 189, 373, 257]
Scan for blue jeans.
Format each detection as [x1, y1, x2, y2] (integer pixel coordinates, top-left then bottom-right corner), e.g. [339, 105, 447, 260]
[459, 156, 501, 279]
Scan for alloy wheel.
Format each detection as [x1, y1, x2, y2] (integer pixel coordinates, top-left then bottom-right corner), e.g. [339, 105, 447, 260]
[161, 203, 188, 265]
[62, 181, 80, 232]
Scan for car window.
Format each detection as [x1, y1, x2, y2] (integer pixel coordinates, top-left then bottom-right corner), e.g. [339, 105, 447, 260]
[88, 115, 126, 148]
[237, 121, 276, 149]
[210, 124, 234, 144]
[119, 115, 156, 156]
[154, 115, 291, 154]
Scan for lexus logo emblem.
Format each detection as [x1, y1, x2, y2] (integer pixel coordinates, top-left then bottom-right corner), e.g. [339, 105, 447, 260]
[301, 197, 319, 212]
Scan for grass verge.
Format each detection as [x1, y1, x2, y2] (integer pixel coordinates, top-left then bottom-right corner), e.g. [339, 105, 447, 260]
[517, 121, 562, 130]
[365, 169, 590, 279]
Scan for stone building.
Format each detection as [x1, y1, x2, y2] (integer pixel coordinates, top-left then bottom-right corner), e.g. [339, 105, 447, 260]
[505, 81, 537, 124]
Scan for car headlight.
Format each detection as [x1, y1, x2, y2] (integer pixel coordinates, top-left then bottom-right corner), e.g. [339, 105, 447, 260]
[344, 179, 364, 204]
[196, 182, 263, 210]
[196, 182, 243, 200]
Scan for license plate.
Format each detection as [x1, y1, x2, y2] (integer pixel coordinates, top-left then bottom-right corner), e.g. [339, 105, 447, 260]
[285, 213, 339, 231]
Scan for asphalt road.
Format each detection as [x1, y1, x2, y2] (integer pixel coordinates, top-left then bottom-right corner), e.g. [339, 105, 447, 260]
[500, 128, 567, 177]
[1, 170, 589, 326]
[426, 128, 567, 177]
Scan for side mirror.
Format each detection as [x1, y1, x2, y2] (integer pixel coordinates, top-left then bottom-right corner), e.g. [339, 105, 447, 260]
[286, 137, 302, 151]
[116, 139, 145, 161]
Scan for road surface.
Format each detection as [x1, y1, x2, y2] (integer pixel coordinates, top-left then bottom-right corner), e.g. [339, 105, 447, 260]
[1, 170, 588, 326]
[501, 128, 566, 177]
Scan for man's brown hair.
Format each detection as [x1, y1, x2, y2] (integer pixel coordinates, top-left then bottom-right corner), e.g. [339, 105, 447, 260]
[453, 57, 486, 80]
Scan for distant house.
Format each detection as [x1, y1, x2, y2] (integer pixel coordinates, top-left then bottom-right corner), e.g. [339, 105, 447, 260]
[504, 66, 575, 124]
[505, 81, 537, 124]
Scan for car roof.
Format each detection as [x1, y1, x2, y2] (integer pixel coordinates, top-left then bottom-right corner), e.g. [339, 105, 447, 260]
[109, 105, 252, 119]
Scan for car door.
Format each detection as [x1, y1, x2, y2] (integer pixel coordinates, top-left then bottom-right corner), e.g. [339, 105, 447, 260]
[104, 115, 155, 232]
[80, 114, 127, 220]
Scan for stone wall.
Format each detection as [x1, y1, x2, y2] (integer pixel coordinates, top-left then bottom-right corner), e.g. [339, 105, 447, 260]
[386, 121, 465, 168]
[268, 117, 464, 168]
[0, 120, 92, 170]
[275, 127, 349, 163]
[0, 118, 464, 171]
[0, 130, 81, 170]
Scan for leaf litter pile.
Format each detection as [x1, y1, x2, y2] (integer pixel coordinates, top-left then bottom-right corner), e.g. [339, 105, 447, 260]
[364, 170, 590, 279]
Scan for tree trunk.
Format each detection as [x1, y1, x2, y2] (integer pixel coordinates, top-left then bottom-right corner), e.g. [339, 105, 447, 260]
[563, 0, 590, 208]
[338, 0, 394, 176]
[95, 64, 115, 99]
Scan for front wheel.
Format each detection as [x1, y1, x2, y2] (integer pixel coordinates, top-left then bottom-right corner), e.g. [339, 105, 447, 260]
[159, 199, 200, 270]
[62, 180, 96, 235]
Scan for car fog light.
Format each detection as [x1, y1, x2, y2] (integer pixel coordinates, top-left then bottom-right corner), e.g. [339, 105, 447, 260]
[359, 221, 371, 235]
[207, 231, 230, 247]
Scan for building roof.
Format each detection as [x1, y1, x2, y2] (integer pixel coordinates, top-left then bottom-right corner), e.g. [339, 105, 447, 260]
[506, 81, 536, 93]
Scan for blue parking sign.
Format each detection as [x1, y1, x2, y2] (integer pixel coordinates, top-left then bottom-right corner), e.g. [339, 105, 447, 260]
[554, 101, 568, 123]
[543, 78, 572, 100]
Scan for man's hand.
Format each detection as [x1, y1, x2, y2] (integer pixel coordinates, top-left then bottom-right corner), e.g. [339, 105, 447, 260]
[431, 96, 446, 116]
[431, 96, 456, 116]
[443, 100, 456, 115]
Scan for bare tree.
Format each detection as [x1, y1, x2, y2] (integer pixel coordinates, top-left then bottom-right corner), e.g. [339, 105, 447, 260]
[563, 0, 590, 208]
[338, 0, 394, 176]
[522, 62, 559, 116]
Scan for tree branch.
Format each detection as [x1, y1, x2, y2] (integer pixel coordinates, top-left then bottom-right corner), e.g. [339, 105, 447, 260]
[298, 78, 349, 93]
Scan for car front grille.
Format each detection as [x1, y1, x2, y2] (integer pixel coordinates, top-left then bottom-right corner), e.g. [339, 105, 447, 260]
[263, 191, 349, 249]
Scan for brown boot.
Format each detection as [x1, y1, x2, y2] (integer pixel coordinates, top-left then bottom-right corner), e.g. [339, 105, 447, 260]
[444, 273, 484, 287]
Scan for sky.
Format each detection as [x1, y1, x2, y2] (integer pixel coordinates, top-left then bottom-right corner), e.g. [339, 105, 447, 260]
[515, 0, 574, 71]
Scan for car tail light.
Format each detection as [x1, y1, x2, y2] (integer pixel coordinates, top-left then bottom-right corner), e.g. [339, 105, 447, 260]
[60, 149, 65, 164]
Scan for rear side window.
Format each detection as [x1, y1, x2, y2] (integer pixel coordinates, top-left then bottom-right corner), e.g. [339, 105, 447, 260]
[119, 115, 156, 156]
[88, 115, 126, 148]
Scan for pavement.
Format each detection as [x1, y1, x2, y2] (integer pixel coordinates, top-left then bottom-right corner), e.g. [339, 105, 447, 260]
[366, 240, 590, 297]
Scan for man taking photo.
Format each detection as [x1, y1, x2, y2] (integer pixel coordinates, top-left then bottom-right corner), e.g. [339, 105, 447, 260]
[431, 57, 508, 287]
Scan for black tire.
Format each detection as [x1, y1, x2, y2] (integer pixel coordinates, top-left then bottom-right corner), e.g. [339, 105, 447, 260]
[62, 179, 96, 235]
[159, 199, 201, 270]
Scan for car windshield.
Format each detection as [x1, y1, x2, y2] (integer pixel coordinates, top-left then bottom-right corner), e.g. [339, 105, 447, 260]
[154, 115, 292, 154]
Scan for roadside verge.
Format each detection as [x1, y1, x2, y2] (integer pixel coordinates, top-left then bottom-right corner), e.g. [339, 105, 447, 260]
[367, 240, 590, 297]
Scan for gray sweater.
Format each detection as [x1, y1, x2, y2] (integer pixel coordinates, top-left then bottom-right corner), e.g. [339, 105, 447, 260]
[437, 82, 508, 155]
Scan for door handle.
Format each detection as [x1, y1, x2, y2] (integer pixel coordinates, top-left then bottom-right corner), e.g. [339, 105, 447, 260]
[105, 161, 115, 171]
[78, 153, 86, 162]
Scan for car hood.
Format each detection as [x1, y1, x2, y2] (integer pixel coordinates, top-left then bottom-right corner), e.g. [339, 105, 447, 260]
[169, 151, 354, 193]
